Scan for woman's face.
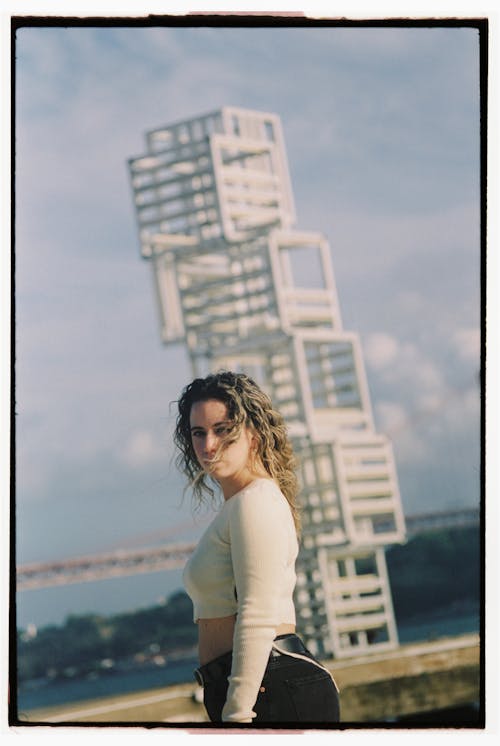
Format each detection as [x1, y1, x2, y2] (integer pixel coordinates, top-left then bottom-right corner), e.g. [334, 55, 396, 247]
[189, 398, 257, 498]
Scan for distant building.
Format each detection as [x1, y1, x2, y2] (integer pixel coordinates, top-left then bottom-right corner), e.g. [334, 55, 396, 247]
[20, 623, 38, 641]
[128, 107, 406, 658]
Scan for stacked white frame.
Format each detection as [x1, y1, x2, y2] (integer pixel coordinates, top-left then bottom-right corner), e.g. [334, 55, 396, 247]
[129, 107, 406, 659]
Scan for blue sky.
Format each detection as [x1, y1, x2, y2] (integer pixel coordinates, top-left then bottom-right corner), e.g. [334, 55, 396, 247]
[12, 22, 482, 627]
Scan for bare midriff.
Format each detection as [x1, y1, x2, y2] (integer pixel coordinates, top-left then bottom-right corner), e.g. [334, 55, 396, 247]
[197, 615, 296, 666]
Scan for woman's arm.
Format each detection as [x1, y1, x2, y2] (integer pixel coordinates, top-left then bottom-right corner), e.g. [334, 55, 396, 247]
[222, 484, 294, 723]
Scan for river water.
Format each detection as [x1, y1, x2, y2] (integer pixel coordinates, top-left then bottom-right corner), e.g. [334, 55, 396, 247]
[17, 605, 480, 715]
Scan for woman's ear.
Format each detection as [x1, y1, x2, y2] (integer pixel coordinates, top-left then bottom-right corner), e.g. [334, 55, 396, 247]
[249, 427, 259, 451]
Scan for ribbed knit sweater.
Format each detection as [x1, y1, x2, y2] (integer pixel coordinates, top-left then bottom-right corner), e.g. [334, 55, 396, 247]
[183, 478, 299, 722]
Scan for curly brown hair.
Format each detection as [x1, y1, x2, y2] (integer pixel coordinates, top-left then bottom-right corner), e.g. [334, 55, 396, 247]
[174, 371, 301, 534]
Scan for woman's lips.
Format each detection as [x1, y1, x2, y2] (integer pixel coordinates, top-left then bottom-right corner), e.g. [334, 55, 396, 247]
[203, 458, 220, 467]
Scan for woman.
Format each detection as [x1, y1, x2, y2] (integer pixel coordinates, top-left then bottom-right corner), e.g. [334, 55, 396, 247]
[176, 371, 340, 725]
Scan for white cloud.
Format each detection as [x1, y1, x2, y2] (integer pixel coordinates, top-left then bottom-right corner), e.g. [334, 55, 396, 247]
[375, 401, 428, 463]
[441, 385, 481, 432]
[414, 392, 443, 416]
[375, 400, 408, 433]
[364, 332, 444, 392]
[452, 327, 481, 362]
[364, 327, 480, 479]
[364, 332, 398, 370]
[415, 357, 444, 391]
[121, 429, 166, 469]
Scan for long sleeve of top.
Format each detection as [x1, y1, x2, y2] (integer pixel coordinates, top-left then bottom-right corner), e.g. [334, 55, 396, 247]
[183, 478, 298, 723]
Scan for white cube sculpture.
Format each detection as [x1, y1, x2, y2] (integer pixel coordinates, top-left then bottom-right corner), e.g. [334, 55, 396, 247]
[129, 106, 406, 658]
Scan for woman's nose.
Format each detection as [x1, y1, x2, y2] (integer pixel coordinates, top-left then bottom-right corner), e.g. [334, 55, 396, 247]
[204, 432, 218, 454]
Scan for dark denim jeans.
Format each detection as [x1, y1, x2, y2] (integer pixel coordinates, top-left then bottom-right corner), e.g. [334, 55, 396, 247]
[202, 641, 340, 725]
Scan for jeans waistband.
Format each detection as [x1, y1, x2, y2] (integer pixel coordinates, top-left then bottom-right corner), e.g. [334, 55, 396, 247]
[194, 634, 310, 687]
[271, 633, 310, 657]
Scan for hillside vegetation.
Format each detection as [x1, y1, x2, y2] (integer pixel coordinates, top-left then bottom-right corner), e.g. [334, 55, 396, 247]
[386, 525, 480, 619]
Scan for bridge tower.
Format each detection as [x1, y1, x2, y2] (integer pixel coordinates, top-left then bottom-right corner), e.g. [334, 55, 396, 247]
[128, 107, 406, 658]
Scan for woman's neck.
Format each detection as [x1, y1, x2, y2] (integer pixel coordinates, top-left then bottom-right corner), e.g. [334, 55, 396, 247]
[220, 468, 270, 501]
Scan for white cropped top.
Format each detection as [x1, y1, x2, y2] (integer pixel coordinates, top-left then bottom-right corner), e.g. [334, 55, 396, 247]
[183, 478, 299, 722]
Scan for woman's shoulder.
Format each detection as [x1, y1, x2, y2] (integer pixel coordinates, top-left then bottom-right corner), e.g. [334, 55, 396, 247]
[236, 477, 282, 499]
[228, 478, 287, 516]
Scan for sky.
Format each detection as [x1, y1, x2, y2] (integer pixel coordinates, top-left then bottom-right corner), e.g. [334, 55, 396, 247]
[9, 18, 484, 628]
